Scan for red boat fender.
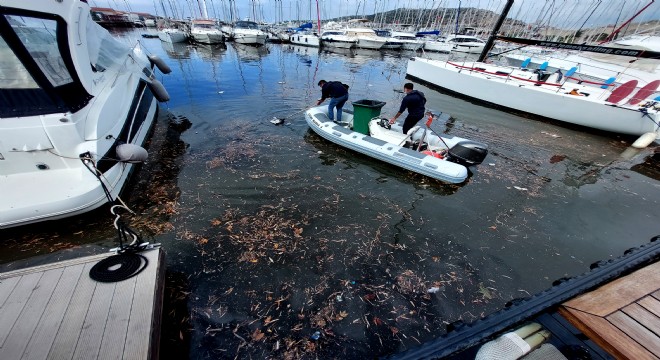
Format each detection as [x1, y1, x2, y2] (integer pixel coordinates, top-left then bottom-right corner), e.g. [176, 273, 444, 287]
[422, 150, 444, 159]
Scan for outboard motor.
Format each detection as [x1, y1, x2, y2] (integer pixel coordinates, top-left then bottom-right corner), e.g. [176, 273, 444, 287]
[447, 140, 488, 166]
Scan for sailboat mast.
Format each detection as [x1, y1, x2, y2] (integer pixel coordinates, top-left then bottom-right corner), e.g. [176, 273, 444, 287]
[316, 0, 322, 33]
[477, 0, 514, 62]
[601, 0, 655, 44]
[455, 0, 461, 34]
[199, 0, 209, 19]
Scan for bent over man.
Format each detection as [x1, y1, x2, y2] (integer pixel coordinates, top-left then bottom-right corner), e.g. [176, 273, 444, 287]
[317, 80, 349, 123]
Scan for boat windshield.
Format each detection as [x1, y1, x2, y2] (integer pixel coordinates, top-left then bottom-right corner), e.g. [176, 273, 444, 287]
[235, 21, 259, 29]
[0, 10, 92, 117]
[86, 16, 132, 73]
[6, 15, 73, 87]
[0, 14, 71, 117]
[0, 35, 38, 89]
[195, 23, 216, 30]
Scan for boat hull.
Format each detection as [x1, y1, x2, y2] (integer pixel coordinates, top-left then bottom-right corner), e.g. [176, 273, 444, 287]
[192, 32, 224, 44]
[356, 38, 385, 50]
[423, 41, 452, 53]
[158, 30, 188, 43]
[406, 58, 660, 136]
[305, 106, 470, 183]
[290, 34, 320, 47]
[0, 85, 158, 229]
[233, 32, 267, 45]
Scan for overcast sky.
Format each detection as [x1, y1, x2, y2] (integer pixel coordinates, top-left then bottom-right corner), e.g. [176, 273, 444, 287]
[91, 0, 660, 29]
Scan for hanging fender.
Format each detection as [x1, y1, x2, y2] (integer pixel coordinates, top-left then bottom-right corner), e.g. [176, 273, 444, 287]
[148, 78, 170, 102]
[148, 54, 172, 74]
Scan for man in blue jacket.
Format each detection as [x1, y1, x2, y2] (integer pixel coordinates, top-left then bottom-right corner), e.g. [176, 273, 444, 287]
[317, 80, 349, 123]
[389, 82, 426, 134]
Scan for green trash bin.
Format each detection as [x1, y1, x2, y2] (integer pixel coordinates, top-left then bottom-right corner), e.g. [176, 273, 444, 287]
[351, 99, 386, 135]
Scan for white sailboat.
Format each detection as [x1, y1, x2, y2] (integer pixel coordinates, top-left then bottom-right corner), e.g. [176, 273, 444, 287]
[406, 58, 660, 137]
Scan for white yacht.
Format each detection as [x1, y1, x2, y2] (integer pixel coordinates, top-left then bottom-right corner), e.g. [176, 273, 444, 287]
[445, 34, 486, 54]
[423, 37, 453, 53]
[290, 31, 320, 47]
[320, 30, 355, 49]
[232, 20, 267, 46]
[190, 19, 224, 44]
[345, 28, 386, 50]
[374, 30, 403, 50]
[157, 21, 189, 43]
[391, 31, 425, 51]
[0, 0, 171, 228]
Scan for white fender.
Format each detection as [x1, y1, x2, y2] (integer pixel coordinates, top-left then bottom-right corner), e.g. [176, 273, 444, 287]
[632, 132, 657, 149]
[148, 78, 170, 102]
[148, 54, 172, 74]
[116, 143, 148, 163]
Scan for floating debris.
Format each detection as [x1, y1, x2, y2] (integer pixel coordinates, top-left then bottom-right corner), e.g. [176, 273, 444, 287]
[540, 131, 561, 138]
[270, 117, 285, 125]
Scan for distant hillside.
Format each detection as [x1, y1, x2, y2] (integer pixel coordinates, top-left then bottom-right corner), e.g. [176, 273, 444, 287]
[326, 7, 526, 33]
[322, 7, 657, 42]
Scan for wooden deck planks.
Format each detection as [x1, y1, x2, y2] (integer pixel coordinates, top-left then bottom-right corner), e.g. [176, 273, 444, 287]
[0, 249, 164, 360]
[558, 306, 658, 360]
[0, 272, 43, 347]
[124, 251, 164, 360]
[563, 261, 660, 317]
[639, 296, 660, 318]
[72, 281, 117, 360]
[0, 276, 20, 308]
[622, 302, 660, 336]
[608, 311, 660, 356]
[0, 268, 64, 360]
[48, 262, 99, 360]
[21, 264, 84, 360]
[560, 261, 660, 360]
[97, 276, 137, 360]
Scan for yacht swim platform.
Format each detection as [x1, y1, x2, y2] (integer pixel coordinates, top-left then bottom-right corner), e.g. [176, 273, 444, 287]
[0, 248, 165, 360]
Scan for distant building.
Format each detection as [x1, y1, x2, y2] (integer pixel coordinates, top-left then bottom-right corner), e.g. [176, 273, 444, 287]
[90, 7, 150, 28]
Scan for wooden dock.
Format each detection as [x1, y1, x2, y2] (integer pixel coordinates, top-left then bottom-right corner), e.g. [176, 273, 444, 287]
[0, 248, 165, 360]
[560, 260, 660, 360]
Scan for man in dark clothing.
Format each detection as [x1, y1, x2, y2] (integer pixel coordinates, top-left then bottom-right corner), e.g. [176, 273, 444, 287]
[317, 80, 349, 123]
[389, 83, 426, 134]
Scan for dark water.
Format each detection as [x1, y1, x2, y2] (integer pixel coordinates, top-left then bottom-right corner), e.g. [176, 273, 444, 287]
[2, 28, 659, 359]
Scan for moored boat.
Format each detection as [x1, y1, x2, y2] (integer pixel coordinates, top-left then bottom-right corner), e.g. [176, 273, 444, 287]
[406, 58, 660, 137]
[232, 20, 267, 46]
[290, 31, 320, 47]
[304, 105, 488, 183]
[189, 19, 224, 44]
[320, 30, 355, 49]
[0, 0, 170, 228]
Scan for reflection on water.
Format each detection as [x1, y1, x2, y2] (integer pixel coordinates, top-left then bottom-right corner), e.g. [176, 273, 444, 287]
[161, 41, 191, 59]
[193, 43, 227, 61]
[232, 42, 270, 62]
[2, 28, 659, 359]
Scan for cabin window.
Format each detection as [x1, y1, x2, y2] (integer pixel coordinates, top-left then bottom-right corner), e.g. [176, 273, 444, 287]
[6, 15, 72, 87]
[0, 35, 38, 89]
